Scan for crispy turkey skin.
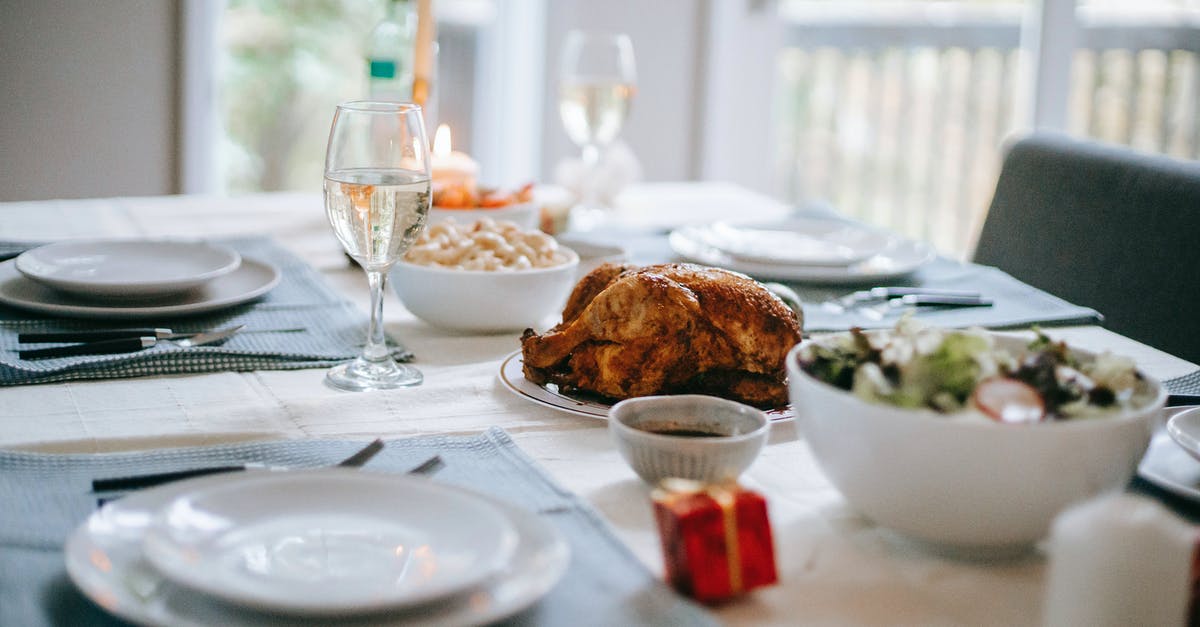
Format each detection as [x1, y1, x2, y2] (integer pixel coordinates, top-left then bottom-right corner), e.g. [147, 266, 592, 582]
[520, 263, 804, 408]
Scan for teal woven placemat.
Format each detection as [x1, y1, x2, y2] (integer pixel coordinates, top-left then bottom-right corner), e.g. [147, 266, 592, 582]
[0, 237, 411, 385]
[0, 428, 718, 627]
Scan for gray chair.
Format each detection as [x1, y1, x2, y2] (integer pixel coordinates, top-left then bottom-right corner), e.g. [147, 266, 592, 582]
[973, 133, 1200, 364]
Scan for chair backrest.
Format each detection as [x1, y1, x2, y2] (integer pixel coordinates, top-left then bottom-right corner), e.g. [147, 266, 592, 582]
[973, 133, 1200, 364]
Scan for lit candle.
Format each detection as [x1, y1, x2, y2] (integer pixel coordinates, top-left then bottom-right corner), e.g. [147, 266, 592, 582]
[430, 124, 478, 188]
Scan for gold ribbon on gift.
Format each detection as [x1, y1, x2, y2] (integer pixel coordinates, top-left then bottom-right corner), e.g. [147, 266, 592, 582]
[655, 478, 745, 594]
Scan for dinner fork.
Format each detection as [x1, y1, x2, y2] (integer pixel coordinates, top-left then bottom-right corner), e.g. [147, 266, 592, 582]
[92, 437, 387, 492]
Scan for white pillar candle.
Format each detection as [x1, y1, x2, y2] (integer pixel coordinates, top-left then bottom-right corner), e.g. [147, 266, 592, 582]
[1043, 494, 1195, 627]
[430, 124, 478, 188]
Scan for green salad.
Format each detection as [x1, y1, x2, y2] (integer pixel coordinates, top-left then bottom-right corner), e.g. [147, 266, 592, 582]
[796, 318, 1151, 422]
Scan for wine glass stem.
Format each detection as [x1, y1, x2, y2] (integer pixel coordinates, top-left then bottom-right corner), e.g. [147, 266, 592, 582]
[581, 144, 601, 207]
[363, 269, 390, 362]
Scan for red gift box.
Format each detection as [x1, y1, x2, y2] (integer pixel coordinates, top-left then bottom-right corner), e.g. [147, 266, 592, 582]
[652, 478, 778, 602]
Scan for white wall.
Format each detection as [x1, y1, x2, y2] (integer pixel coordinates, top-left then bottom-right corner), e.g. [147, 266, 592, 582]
[0, 0, 178, 201]
[540, 0, 707, 183]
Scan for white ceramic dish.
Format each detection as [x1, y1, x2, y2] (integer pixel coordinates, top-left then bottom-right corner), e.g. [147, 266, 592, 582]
[1166, 407, 1200, 462]
[552, 236, 630, 278]
[498, 350, 796, 421]
[609, 395, 769, 484]
[65, 471, 570, 627]
[669, 219, 934, 284]
[391, 249, 579, 333]
[787, 334, 1166, 553]
[429, 202, 538, 231]
[16, 239, 241, 298]
[141, 470, 520, 616]
[690, 220, 891, 266]
[1139, 406, 1200, 500]
[0, 257, 280, 319]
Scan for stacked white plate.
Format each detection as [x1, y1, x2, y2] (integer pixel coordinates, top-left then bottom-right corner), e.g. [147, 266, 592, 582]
[65, 469, 569, 626]
[0, 239, 281, 319]
[669, 218, 935, 284]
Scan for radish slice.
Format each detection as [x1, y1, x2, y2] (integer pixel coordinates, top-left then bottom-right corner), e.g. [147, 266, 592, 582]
[972, 377, 1046, 424]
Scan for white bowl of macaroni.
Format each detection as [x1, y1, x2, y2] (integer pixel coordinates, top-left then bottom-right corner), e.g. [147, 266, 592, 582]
[392, 219, 579, 332]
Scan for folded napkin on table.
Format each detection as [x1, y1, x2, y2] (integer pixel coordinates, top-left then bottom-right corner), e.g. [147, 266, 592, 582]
[0, 237, 411, 386]
[0, 427, 718, 627]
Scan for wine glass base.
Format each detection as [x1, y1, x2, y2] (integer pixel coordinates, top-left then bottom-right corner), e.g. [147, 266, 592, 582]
[568, 204, 610, 232]
[326, 357, 423, 391]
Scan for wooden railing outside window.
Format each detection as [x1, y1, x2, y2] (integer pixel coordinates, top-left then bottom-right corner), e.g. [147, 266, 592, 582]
[776, 10, 1200, 258]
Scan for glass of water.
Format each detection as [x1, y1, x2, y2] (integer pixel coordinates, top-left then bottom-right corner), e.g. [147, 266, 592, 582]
[323, 101, 430, 391]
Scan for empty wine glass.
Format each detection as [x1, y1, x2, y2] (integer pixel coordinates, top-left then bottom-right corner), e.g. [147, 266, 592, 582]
[323, 101, 430, 391]
[558, 30, 636, 227]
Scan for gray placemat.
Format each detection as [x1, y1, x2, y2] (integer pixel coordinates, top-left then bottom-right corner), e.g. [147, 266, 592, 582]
[577, 205, 1102, 332]
[784, 257, 1103, 332]
[1165, 370, 1200, 396]
[0, 237, 411, 386]
[0, 428, 718, 627]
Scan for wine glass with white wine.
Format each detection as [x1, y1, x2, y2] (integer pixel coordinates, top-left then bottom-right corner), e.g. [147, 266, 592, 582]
[323, 101, 430, 391]
[558, 30, 636, 228]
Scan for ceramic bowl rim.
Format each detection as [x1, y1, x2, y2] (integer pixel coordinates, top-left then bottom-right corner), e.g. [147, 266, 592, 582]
[609, 394, 770, 445]
[395, 246, 579, 277]
[785, 334, 1166, 431]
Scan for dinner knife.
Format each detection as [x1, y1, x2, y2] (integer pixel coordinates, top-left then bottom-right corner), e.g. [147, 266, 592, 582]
[18, 337, 157, 360]
[17, 326, 244, 360]
[18, 328, 190, 343]
[860, 294, 994, 321]
[843, 286, 982, 305]
[889, 294, 994, 307]
[89, 440, 418, 493]
[823, 287, 983, 313]
[18, 327, 306, 344]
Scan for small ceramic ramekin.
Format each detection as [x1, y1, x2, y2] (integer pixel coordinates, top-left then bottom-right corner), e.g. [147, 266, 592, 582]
[608, 395, 769, 484]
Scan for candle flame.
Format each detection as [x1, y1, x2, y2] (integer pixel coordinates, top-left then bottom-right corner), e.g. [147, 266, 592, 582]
[433, 124, 452, 157]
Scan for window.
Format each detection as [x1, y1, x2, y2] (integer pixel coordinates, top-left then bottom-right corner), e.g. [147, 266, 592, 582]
[189, 0, 540, 195]
[771, 0, 1200, 258]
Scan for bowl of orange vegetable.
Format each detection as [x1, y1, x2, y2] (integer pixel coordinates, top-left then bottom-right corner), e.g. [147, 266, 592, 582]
[430, 181, 538, 230]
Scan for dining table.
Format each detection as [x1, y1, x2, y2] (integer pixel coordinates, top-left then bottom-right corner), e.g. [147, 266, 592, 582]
[1, 181, 1197, 626]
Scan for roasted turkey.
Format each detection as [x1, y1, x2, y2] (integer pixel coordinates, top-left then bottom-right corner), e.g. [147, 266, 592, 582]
[520, 263, 803, 408]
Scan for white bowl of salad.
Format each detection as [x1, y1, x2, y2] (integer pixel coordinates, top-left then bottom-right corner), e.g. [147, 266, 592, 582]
[787, 319, 1166, 554]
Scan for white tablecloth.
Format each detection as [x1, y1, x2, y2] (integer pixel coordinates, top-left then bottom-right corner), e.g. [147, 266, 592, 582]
[0, 185, 1195, 626]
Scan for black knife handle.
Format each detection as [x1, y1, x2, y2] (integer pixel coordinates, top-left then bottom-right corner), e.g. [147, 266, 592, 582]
[1168, 395, 1200, 407]
[897, 295, 994, 307]
[18, 337, 156, 360]
[19, 328, 164, 343]
[92, 465, 246, 492]
[878, 287, 982, 298]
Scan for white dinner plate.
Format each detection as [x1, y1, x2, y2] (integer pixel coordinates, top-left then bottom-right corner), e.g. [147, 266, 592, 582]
[0, 257, 280, 319]
[690, 220, 892, 266]
[1167, 408, 1200, 462]
[669, 219, 935, 284]
[1138, 406, 1200, 500]
[16, 239, 241, 298]
[141, 470, 520, 616]
[66, 470, 570, 627]
[498, 350, 794, 421]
